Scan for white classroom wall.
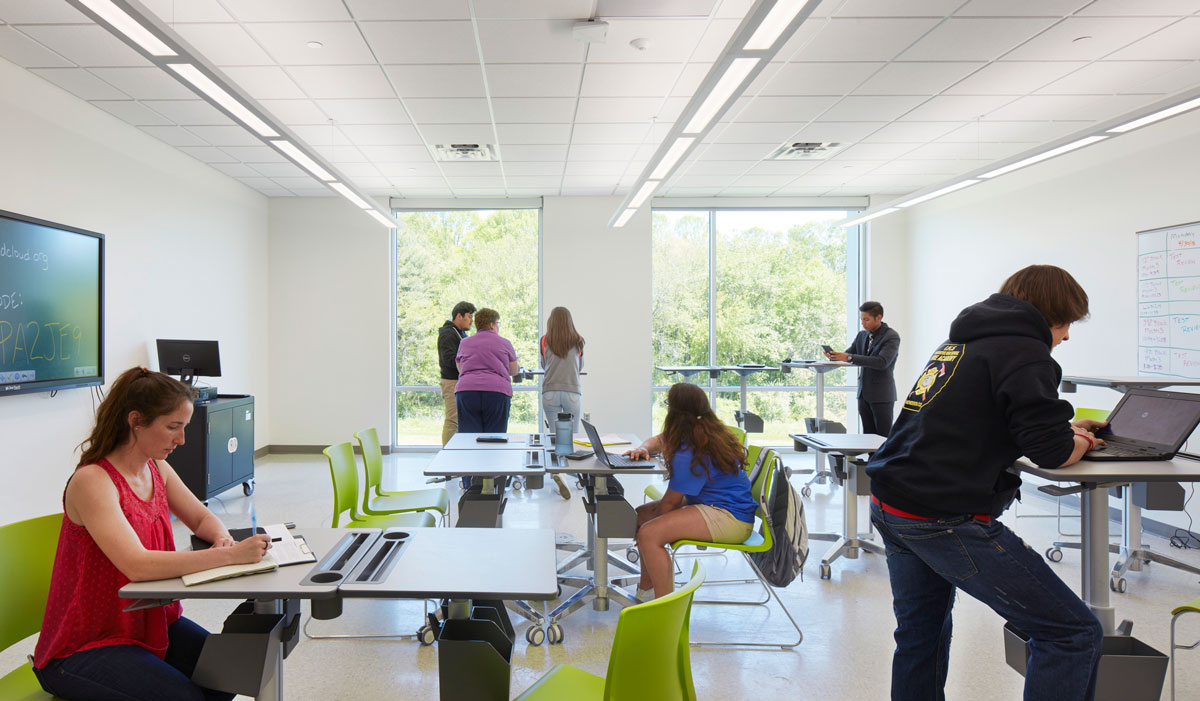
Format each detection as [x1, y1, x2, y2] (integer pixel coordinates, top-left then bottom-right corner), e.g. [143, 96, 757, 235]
[886, 107, 1200, 529]
[0, 57, 270, 524]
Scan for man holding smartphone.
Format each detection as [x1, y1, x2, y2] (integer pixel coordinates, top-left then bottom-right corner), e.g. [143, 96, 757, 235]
[825, 301, 901, 436]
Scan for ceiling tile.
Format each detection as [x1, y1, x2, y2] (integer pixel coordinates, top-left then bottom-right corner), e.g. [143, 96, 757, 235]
[353, 177, 392, 189]
[222, 67, 308, 99]
[899, 18, 1057, 61]
[693, 143, 774, 160]
[1074, 0, 1200, 16]
[141, 99, 234, 125]
[743, 161, 816, 176]
[270, 176, 325, 189]
[900, 94, 1014, 121]
[709, 122, 802, 143]
[185, 125, 264, 146]
[500, 144, 569, 160]
[807, 160, 887, 175]
[346, 0, 470, 20]
[789, 121, 889, 143]
[496, 123, 572, 144]
[209, 162, 262, 178]
[395, 188, 455, 197]
[836, 143, 918, 160]
[173, 23, 274, 66]
[261, 99, 329, 125]
[954, 1, 1092, 17]
[1135, 62, 1200, 95]
[403, 97, 491, 123]
[904, 141, 1039, 160]
[0, 0, 90, 23]
[730, 96, 840, 122]
[236, 176, 281, 189]
[1108, 17, 1200, 61]
[245, 21, 377, 65]
[454, 188, 511, 196]
[0, 25, 73, 68]
[581, 63, 687, 97]
[387, 176, 450, 188]
[220, 145, 287, 162]
[788, 18, 943, 62]
[1037, 61, 1191, 95]
[315, 98, 411, 125]
[861, 121, 962, 142]
[985, 94, 1150, 121]
[360, 21, 478, 63]
[89, 67, 196, 99]
[751, 61, 884, 96]
[440, 162, 502, 176]
[567, 144, 639, 161]
[384, 65, 485, 98]
[140, 126, 211, 146]
[250, 162, 309, 178]
[491, 97, 576, 123]
[826, 0, 962, 17]
[871, 159, 961, 175]
[219, 0, 351, 22]
[818, 95, 926, 122]
[445, 176, 506, 187]
[938, 120, 1092, 142]
[19, 25, 151, 67]
[854, 62, 985, 95]
[179, 146, 239, 163]
[316, 144, 373, 161]
[1003, 17, 1175, 61]
[287, 65, 396, 99]
[476, 20, 584, 63]
[560, 174, 619, 188]
[91, 100, 174, 125]
[563, 161, 628, 176]
[575, 96, 687, 123]
[503, 161, 563, 176]
[332, 161, 383, 177]
[374, 161, 441, 177]
[419, 123, 496, 143]
[684, 160, 759, 175]
[485, 63, 583, 97]
[474, 0, 598, 20]
[943, 60, 1087, 95]
[140, 0, 234, 22]
[586, 18, 712, 63]
[335, 123, 423, 145]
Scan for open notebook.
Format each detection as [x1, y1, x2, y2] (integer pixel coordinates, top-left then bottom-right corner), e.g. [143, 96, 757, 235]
[182, 523, 315, 586]
[573, 433, 630, 447]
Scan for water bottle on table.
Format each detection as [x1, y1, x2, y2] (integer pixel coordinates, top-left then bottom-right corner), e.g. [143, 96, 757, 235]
[555, 413, 573, 457]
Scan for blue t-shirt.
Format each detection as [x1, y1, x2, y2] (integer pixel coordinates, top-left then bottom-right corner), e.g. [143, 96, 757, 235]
[667, 444, 757, 523]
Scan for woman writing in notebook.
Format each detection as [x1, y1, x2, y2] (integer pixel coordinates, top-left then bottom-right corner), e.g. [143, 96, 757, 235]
[33, 367, 270, 700]
[626, 383, 757, 600]
[540, 306, 585, 499]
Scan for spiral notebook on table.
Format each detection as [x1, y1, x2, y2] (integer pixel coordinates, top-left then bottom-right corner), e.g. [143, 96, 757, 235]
[182, 524, 315, 586]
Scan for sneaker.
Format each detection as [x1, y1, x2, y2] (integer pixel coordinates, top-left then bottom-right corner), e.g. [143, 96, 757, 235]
[552, 473, 571, 500]
[634, 587, 655, 603]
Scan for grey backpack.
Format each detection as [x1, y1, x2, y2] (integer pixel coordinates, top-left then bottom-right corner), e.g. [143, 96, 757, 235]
[748, 450, 809, 586]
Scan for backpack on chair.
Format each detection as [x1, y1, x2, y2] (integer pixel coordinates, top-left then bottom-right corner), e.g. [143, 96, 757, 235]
[748, 451, 809, 587]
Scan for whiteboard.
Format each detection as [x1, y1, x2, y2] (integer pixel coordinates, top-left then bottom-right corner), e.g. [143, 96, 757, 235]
[1137, 221, 1200, 378]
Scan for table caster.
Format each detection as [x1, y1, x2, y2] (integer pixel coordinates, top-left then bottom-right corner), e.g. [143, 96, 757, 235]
[820, 563, 831, 580]
[242, 481, 255, 496]
[546, 623, 564, 645]
[417, 624, 437, 646]
[525, 625, 546, 646]
[625, 547, 639, 563]
[801, 486, 812, 499]
[1110, 576, 1127, 594]
[512, 477, 524, 490]
[1045, 547, 1063, 563]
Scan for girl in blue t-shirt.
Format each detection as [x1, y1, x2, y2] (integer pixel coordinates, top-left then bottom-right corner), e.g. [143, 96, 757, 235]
[624, 383, 757, 600]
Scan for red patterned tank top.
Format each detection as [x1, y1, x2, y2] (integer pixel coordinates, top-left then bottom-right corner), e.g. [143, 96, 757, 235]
[33, 458, 182, 667]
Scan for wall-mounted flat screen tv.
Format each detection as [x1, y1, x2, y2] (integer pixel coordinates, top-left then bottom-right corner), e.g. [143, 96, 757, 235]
[0, 209, 104, 397]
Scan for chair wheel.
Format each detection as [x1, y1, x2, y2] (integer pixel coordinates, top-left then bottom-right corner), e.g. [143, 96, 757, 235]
[242, 481, 254, 496]
[1110, 576, 1127, 594]
[525, 625, 546, 646]
[801, 486, 812, 499]
[417, 624, 436, 646]
[625, 547, 639, 563]
[546, 623, 564, 645]
[820, 563, 831, 580]
[1045, 547, 1063, 563]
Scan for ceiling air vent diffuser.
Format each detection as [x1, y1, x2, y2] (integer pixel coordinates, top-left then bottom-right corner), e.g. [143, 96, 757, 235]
[768, 142, 844, 160]
[434, 143, 499, 161]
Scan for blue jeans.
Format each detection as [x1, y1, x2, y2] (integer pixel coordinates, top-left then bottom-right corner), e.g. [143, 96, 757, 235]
[34, 616, 234, 700]
[870, 503, 1103, 701]
[455, 390, 511, 488]
[541, 391, 581, 432]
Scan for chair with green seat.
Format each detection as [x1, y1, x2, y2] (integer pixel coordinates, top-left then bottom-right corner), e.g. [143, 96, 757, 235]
[354, 428, 450, 526]
[514, 562, 705, 701]
[1171, 595, 1200, 700]
[0, 513, 63, 700]
[325, 442, 436, 529]
[665, 447, 803, 649]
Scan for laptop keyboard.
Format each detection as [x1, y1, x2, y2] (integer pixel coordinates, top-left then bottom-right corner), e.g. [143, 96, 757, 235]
[606, 454, 648, 467]
[1094, 443, 1150, 457]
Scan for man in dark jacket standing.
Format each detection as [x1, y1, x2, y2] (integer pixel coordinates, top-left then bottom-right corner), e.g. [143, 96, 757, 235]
[438, 301, 475, 445]
[826, 301, 901, 436]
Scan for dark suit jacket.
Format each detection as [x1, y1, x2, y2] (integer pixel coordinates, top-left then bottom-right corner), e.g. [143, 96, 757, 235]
[845, 322, 900, 402]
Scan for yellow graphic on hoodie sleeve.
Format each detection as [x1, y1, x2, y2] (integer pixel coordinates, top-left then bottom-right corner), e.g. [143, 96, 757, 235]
[904, 343, 964, 412]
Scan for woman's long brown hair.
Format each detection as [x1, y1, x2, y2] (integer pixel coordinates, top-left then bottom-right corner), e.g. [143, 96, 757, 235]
[544, 306, 585, 358]
[78, 367, 195, 468]
[659, 383, 744, 479]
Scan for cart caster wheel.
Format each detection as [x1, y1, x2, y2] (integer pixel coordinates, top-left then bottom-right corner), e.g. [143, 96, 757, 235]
[576, 479, 586, 490]
[243, 481, 254, 497]
[820, 563, 831, 580]
[625, 547, 639, 563]
[417, 624, 436, 646]
[1110, 576, 1127, 594]
[546, 624, 564, 645]
[1045, 547, 1063, 563]
[525, 625, 546, 646]
[801, 486, 812, 499]
[556, 584, 563, 598]
[512, 477, 524, 490]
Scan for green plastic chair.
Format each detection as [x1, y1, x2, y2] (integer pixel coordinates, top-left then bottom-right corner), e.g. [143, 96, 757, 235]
[729, 425, 747, 446]
[1171, 595, 1200, 700]
[666, 447, 802, 649]
[354, 428, 450, 525]
[324, 442, 435, 529]
[515, 562, 705, 701]
[0, 513, 63, 700]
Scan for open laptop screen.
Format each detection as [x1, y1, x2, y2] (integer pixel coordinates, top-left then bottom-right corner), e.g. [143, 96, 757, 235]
[1106, 391, 1200, 449]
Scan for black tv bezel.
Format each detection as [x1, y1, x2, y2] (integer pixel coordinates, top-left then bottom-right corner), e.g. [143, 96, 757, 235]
[0, 209, 105, 398]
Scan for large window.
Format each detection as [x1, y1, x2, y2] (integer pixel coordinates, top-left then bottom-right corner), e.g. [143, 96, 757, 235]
[393, 209, 540, 446]
[651, 209, 860, 444]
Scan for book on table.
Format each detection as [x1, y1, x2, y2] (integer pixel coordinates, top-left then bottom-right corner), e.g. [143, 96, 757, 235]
[182, 523, 316, 586]
[573, 433, 630, 447]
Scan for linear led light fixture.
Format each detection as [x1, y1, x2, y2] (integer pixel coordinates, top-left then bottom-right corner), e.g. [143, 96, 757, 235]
[895, 180, 980, 208]
[1107, 95, 1200, 133]
[840, 208, 899, 227]
[166, 64, 278, 138]
[72, 0, 175, 56]
[269, 140, 335, 182]
[367, 210, 400, 229]
[609, 0, 823, 227]
[978, 136, 1107, 179]
[329, 182, 372, 209]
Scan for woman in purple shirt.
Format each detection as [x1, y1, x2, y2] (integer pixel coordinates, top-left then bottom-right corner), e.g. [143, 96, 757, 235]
[455, 307, 521, 436]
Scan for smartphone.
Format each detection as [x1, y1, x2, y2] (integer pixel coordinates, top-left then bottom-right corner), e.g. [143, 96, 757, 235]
[820, 344, 834, 354]
[476, 435, 509, 443]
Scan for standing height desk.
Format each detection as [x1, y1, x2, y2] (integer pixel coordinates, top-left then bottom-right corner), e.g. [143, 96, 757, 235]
[1058, 375, 1200, 590]
[121, 527, 557, 701]
[423, 449, 545, 527]
[1014, 458, 1200, 635]
[657, 365, 779, 432]
[791, 432, 886, 579]
[780, 359, 853, 426]
[442, 432, 550, 451]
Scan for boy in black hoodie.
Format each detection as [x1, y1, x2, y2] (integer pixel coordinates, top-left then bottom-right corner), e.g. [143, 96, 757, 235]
[867, 265, 1106, 701]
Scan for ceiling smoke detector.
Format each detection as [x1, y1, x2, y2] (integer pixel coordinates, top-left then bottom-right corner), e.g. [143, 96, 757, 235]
[768, 142, 845, 160]
[572, 20, 609, 43]
[433, 143, 499, 161]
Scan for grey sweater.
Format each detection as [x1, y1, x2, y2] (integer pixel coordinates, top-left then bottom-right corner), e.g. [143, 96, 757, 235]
[539, 337, 583, 393]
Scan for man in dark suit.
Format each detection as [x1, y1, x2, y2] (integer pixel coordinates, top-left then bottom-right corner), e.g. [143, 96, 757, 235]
[825, 301, 901, 436]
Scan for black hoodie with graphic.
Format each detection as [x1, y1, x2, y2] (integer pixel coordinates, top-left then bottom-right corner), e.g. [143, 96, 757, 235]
[866, 293, 1076, 518]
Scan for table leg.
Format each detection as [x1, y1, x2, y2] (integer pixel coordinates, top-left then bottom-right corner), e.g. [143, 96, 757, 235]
[1080, 486, 1115, 634]
[815, 370, 825, 424]
[740, 373, 748, 415]
[254, 598, 284, 701]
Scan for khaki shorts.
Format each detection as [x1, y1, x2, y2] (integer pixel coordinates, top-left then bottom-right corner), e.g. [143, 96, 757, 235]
[691, 504, 753, 544]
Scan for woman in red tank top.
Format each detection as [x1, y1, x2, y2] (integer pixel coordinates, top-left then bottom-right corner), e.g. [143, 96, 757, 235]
[32, 367, 271, 700]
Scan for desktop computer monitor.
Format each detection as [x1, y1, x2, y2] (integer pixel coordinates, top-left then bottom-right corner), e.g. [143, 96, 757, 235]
[156, 339, 221, 385]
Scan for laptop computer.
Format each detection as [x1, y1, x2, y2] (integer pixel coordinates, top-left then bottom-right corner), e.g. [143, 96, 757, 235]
[582, 419, 656, 468]
[1083, 388, 1200, 461]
